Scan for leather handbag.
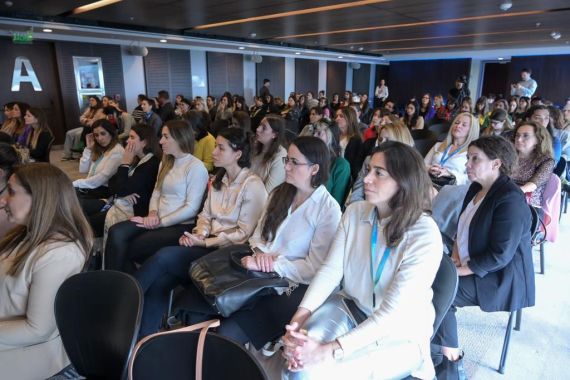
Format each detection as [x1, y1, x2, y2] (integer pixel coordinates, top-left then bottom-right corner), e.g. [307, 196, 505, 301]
[190, 246, 290, 317]
[430, 173, 456, 191]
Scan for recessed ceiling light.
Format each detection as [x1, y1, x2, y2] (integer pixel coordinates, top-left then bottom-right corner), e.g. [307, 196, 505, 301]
[249, 32, 257, 38]
[295, 52, 301, 55]
[238, 46, 245, 50]
[536, 22, 541, 27]
[337, 56, 344, 59]
[358, 47, 364, 51]
[551, 31, 562, 40]
[499, 0, 512, 12]
[43, 28, 53, 33]
[160, 39, 167, 43]
[498, 57, 504, 60]
[350, 45, 355, 50]
[4, 1, 13, 7]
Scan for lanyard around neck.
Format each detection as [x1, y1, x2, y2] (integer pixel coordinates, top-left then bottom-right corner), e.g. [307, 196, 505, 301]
[370, 211, 391, 307]
[439, 143, 464, 166]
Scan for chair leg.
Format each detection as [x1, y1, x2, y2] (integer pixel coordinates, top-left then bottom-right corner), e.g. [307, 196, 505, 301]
[564, 191, 568, 214]
[540, 243, 545, 275]
[498, 311, 516, 374]
[514, 309, 522, 331]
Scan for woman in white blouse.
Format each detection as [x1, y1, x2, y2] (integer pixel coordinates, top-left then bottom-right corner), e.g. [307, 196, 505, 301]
[424, 112, 479, 186]
[250, 114, 288, 193]
[105, 120, 208, 273]
[134, 128, 268, 337]
[282, 141, 442, 380]
[73, 119, 124, 196]
[175, 136, 341, 350]
[0, 164, 92, 379]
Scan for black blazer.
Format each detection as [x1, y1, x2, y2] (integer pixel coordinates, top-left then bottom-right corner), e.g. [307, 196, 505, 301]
[462, 174, 535, 312]
[344, 136, 364, 181]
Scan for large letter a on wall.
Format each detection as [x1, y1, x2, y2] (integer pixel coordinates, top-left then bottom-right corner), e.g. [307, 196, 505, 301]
[11, 56, 42, 91]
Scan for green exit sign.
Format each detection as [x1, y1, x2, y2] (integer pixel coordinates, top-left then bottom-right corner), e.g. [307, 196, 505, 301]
[13, 29, 33, 44]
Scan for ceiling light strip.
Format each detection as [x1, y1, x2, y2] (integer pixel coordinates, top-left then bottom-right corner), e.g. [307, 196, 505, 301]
[273, 9, 547, 40]
[329, 28, 547, 47]
[70, 0, 123, 15]
[372, 38, 554, 52]
[193, 0, 391, 30]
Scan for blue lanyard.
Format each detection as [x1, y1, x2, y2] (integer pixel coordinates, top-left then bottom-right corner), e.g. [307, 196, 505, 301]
[439, 143, 464, 166]
[370, 212, 391, 307]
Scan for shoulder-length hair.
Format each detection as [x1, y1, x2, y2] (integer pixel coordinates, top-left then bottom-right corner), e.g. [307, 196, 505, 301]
[380, 119, 414, 147]
[438, 112, 480, 154]
[253, 114, 285, 164]
[90, 119, 119, 162]
[260, 136, 330, 242]
[0, 164, 93, 275]
[25, 107, 53, 150]
[212, 127, 252, 190]
[369, 141, 432, 247]
[155, 119, 196, 190]
[514, 121, 553, 159]
[338, 106, 359, 138]
[403, 100, 420, 129]
[130, 124, 162, 166]
[474, 96, 488, 117]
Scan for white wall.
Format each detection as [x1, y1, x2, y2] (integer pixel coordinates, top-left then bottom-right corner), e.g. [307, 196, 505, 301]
[120, 47, 146, 112]
[243, 57, 256, 103]
[469, 59, 484, 100]
[284, 57, 295, 98]
[345, 64, 353, 91]
[318, 60, 327, 96]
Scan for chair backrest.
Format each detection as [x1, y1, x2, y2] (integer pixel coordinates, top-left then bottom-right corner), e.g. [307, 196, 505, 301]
[553, 157, 567, 178]
[55, 270, 142, 380]
[431, 253, 458, 339]
[130, 331, 267, 380]
[411, 129, 437, 157]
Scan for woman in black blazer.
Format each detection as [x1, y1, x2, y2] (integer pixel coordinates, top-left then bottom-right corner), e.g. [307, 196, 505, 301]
[433, 136, 534, 375]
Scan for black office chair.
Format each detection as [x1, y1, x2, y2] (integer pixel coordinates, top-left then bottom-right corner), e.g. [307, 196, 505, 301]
[55, 270, 143, 380]
[411, 129, 437, 157]
[129, 328, 267, 380]
[431, 253, 459, 339]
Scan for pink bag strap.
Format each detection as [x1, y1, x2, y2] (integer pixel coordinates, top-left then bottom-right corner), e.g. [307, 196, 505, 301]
[128, 319, 221, 380]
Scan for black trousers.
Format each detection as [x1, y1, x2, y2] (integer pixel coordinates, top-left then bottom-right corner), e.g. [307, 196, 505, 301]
[432, 274, 479, 348]
[104, 220, 191, 273]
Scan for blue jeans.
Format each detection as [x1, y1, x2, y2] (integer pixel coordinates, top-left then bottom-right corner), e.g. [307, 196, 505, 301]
[134, 245, 214, 338]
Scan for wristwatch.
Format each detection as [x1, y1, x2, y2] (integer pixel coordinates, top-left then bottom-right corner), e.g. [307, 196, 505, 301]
[332, 341, 344, 361]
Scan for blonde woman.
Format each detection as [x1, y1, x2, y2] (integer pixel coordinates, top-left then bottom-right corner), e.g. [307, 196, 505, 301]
[105, 120, 209, 273]
[425, 112, 480, 186]
[0, 164, 92, 379]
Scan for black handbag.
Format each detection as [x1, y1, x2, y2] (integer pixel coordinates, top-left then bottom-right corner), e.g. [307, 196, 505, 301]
[430, 173, 456, 191]
[189, 246, 290, 317]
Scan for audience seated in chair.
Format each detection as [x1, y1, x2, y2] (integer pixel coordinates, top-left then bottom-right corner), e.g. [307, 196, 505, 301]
[281, 142, 442, 379]
[0, 164, 92, 379]
[432, 136, 535, 378]
[173, 136, 341, 353]
[105, 120, 208, 273]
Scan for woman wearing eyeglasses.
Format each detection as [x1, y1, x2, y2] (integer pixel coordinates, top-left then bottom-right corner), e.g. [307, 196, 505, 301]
[511, 121, 555, 209]
[173, 136, 341, 351]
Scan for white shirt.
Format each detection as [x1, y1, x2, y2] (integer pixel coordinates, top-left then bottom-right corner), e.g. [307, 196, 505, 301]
[249, 185, 341, 285]
[299, 202, 442, 380]
[193, 168, 268, 248]
[149, 154, 209, 227]
[456, 197, 483, 266]
[375, 85, 389, 100]
[424, 142, 469, 185]
[73, 143, 124, 189]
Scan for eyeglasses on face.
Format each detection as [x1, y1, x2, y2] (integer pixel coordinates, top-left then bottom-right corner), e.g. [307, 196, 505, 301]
[282, 157, 313, 166]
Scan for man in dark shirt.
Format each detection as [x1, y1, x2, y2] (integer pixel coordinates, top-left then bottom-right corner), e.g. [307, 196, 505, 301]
[259, 78, 271, 99]
[157, 90, 176, 123]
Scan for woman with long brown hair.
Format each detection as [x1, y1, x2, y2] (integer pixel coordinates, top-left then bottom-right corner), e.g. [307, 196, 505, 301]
[250, 114, 287, 193]
[282, 141, 442, 379]
[105, 120, 208, 273]
[335, 107, 364, 180]
[0, 163, 92, 379]
[21, 108, 53, 162]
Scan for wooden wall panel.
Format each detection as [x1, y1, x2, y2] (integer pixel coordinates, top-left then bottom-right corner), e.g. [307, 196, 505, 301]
[144, 48, 192, 100]
[207, 52, 244, 99]
[256, 56, 285, 99]
[295, 58, 318, 95]
[387, 59, 471, 109]
[326, 61, 347, 98]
